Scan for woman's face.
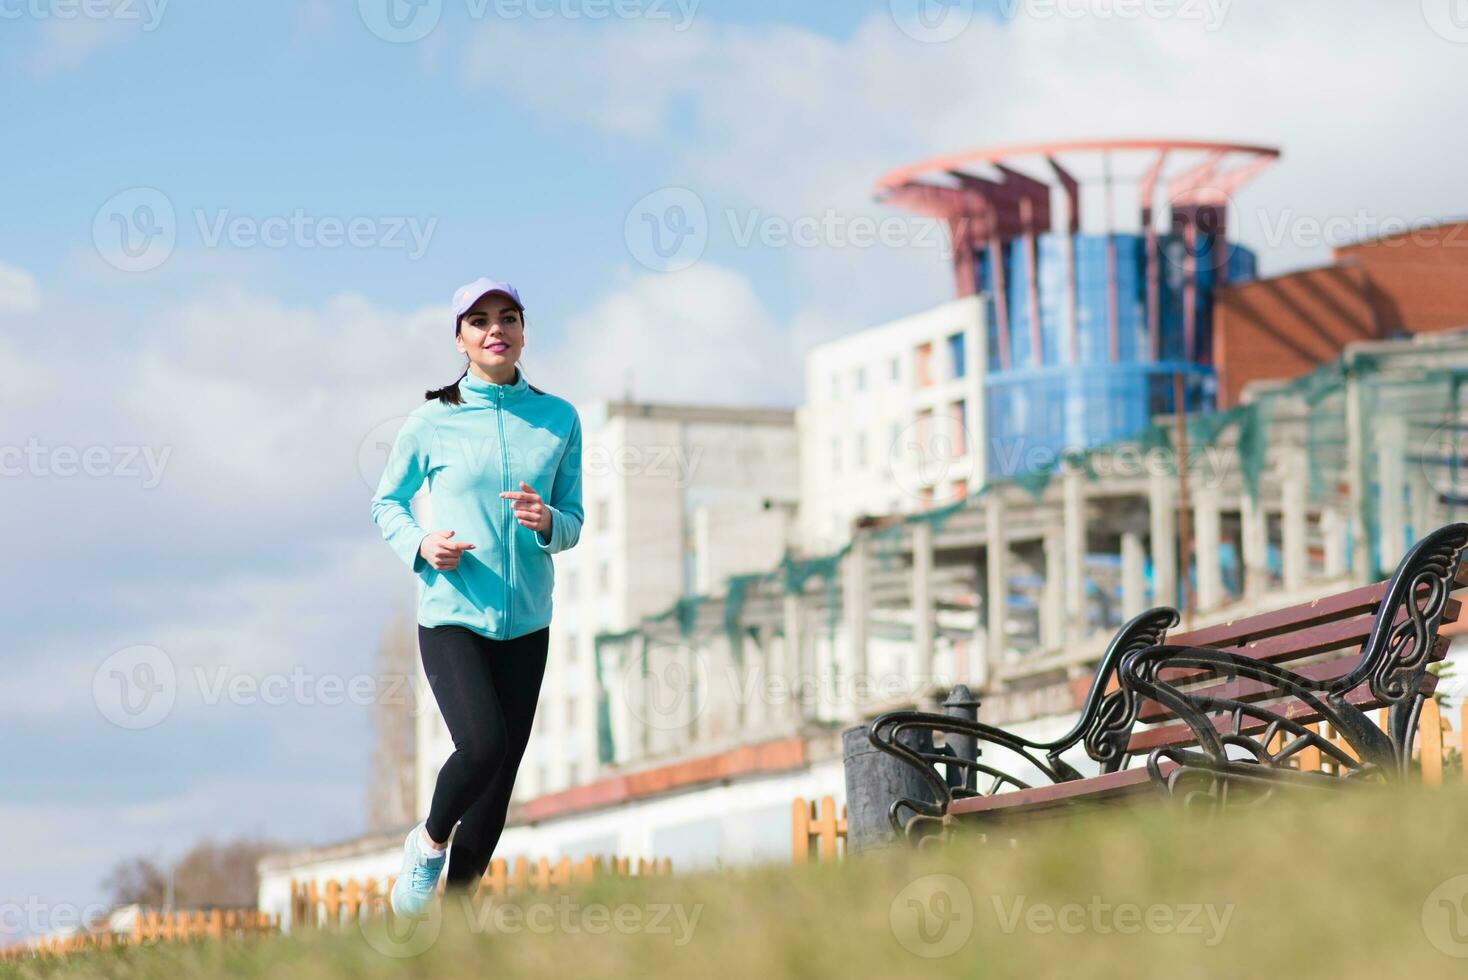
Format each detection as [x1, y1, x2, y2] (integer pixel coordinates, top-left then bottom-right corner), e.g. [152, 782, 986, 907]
[455, 292, 524, 376]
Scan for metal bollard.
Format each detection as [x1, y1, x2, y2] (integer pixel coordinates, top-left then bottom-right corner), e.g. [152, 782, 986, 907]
[841, 721, 939, 854]
[942, 684, 982, 793]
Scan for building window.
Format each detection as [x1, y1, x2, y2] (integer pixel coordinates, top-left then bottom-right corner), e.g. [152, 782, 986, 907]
[598, 562, 610, 591]
[567, 761, 580, 786]
[855, 432, 867, 469]
[565, 696, 577, 727]
[564, 570, 579, 600]
[953, 478, 968, 500]
[595, 499, 610, 531]
[950, 399, 967, 455]
[915, 408, 933, 459]
[919, 486, 934, 510]
[854, 366, 866, 391]
[915, 342, 933, 388]
[831, 437, 842, 474]
[831, 373, 840, 400]
[947, 331, 966, 379]
[564, 632, 578, 663]
[889, 357, 900, 383]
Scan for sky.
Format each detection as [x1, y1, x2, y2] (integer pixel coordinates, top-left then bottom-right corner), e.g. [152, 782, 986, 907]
[3, 0, 1468, 940]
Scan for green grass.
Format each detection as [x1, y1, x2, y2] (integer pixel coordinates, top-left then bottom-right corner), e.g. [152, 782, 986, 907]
[11, 784, 1468, 979]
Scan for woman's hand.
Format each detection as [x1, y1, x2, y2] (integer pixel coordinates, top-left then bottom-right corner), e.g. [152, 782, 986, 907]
[501, 481, 552, 534]
[419, 530, 475, 571]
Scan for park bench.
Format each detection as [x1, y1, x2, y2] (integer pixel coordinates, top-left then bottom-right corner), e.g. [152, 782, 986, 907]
[867, 522, 1468, 845]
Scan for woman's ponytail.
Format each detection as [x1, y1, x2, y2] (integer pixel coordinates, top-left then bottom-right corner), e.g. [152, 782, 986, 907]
[425, 364, 469, 405]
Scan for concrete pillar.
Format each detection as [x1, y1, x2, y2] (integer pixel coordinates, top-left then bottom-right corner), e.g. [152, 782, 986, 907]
[782, 593, 805, 725]
[1240, 486, 1269, 601]
[1063, 465, 1087, 642]
[843, 531, 869, 713]
[1345, 370, 1371, 581]
[983, 494, 1006, 685]
[631, 639, 648, 762]
[1193, 485, 1222, 613]
[740, 628, 765, 733]
[1321, 507, 1347, 579]
[1042, 527, 1066, 652]
[1410, 454, 1434, 544]
[911, 521, 935, 681]
[1149, 465, 1178, 609]
[1281, 453, 1308, 592]
[1121, 530, 1146, 619]
[1377, 414, 1408, 570]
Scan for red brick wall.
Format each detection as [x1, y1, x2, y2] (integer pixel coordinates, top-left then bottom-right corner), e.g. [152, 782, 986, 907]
[1212, 264, 1379, 407]
[1333, 220, 1468, 335]
[1212, 220, 1468, 407]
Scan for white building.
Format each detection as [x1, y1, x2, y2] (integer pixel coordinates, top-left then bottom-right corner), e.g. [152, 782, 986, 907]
[797, 295, 986, 551]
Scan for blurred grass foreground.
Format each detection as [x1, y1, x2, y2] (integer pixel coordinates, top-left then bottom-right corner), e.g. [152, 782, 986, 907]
[9, 784, 1468, 979]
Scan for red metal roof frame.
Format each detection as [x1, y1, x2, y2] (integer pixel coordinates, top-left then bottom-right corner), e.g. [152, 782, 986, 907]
[874, 138, 1280, 194]
[874, 139, 1281, 366]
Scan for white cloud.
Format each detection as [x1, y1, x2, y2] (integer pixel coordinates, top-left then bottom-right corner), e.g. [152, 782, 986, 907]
[544, 263, 798, 407]
[110, 286, 462, 502]
[0, 262, 42, 314]
[23, 0, 164, 75]
[461, 4, 1468, 300]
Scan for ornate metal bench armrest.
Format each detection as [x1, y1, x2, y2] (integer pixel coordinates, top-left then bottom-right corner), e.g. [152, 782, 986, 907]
[865, 607, 1178, 840]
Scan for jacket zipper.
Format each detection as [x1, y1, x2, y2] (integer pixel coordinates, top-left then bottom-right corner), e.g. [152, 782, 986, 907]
[496, 386, 513, 637]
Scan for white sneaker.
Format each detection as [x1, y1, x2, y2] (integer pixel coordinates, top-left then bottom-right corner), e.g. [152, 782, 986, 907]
[390, 824, 446, 919]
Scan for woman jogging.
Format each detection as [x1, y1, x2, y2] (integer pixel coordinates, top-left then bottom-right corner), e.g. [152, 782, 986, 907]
[370, 277, 584, 919]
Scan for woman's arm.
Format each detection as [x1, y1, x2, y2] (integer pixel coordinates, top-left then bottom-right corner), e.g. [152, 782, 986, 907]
[534, 409, 585, 555]
[370, 415, 434, 573]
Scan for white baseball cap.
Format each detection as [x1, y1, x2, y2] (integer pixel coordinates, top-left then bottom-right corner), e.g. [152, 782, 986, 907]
[452, 277, 524, 330]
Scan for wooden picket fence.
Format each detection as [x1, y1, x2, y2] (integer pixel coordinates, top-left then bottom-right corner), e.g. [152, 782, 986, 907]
[792, 795, 847, 863]
[0, 909, 277, 961]
[1274, 698, 1468, 782]
[290, 854, 674, 929]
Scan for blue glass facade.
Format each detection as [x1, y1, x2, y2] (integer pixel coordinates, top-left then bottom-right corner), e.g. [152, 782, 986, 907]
[976, 231, 1256, 478]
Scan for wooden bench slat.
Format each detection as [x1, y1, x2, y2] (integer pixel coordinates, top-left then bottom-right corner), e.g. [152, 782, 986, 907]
[1127, 673, 1438, 754]
[1138, 635, 1449, 722]
[949, 762, 1179, 818]
[1210, 602, 1454, 659]
[1169, 567, 1468, 649]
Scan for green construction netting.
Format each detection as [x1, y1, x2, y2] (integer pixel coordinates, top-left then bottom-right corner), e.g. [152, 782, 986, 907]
[590, 340, 1468, 762]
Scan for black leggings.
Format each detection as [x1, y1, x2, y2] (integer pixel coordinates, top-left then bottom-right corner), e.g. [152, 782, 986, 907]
[418, 623, 549, 890]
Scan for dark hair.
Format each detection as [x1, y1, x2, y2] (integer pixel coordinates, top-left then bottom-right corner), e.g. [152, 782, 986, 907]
[424, 313, 525, 405]
[425, 365, 470, 405]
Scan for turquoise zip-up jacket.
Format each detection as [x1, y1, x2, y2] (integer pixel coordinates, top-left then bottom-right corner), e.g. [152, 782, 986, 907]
[370, 366, 584, 640]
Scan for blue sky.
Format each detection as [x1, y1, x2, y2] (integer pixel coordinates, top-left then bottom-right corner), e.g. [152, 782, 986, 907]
[4, 0, 1467, 939]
